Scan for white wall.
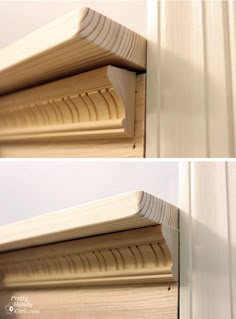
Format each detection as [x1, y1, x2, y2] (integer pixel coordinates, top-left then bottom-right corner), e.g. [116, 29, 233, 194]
[0, 0, 146, 49]
[180, 162, 236, 319]
[146, 0, 236, 158]
[0, 161, 178, 225]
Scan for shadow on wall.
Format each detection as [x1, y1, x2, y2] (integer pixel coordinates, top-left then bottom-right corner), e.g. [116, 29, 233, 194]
[152, 47, 235, 158]
[180, 210, 234, 314]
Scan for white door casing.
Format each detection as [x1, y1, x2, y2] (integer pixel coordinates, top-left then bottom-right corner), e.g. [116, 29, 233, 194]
[146, 0, 236, 158]
[179, 162, 236, 319]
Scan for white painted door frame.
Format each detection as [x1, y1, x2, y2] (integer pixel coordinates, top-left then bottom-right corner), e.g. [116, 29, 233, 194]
[179, 161, 236, 319]
[146, 0, 236, 158]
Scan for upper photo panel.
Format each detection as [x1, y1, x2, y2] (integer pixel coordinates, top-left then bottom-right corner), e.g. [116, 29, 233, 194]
[0, 0, 235, 158]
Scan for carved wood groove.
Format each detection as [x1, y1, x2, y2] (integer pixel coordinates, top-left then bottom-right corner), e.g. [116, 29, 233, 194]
[0, 191, 179, 267]
[0, 7, 146, 95]
[0, 191, 179, 289]
[0, 226, 175, 288]
[0, 66, 135, 141]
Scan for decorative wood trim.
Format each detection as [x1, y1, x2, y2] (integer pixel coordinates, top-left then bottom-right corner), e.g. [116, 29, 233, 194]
[0, 7, 146, 95]
[0, 191, 179, 286]
[0, 74, 145, 158]
[0, 66, 135, 141]
[0, 226, 176, 289]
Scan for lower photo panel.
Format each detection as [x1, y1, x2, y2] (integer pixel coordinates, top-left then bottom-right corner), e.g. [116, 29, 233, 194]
[1, 284, 177, 319]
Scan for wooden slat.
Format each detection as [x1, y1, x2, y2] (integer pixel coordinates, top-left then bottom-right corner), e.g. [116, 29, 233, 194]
[0, 283, 178, 319]
[0, 7, 146, 95]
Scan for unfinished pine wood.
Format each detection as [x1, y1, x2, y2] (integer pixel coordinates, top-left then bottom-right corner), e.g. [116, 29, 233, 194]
[0, 7, 146, 95]
[0, 283, 178, 319]
[0, 66, 136, 141]
[0, 191, 178, 319]
[0, 74, 145, 157]
[0, 226, 177, 288]
[0, 191, 179, 279]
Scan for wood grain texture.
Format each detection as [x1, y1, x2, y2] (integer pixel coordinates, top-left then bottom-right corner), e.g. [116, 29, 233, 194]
[0, 66, 136, 141]
[0, 74, 145, 157]
[180, 162, 236, 319]
[0, 191, 179, 279]
[146, 0, 236, 158]
[0, 283, 178, 319]
[0, 7, 146, 95]
[0, 226, 177, 288]
[0, 191, 178, 319]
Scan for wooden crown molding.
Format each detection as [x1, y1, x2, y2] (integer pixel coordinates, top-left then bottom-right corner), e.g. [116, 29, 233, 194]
[0, 74, 145, 158]
[0, 192, 179, 287]
[0, 7, 146, 95]
[0, 66, 136, 141]
[0, 226, 175, 289]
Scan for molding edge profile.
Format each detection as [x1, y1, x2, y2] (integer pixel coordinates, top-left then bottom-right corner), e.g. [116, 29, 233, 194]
[0, 66, 136, 141]
[0, 7, 146, 95]
[0, 191, 179, 287]
[0, 226, 177, 288]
